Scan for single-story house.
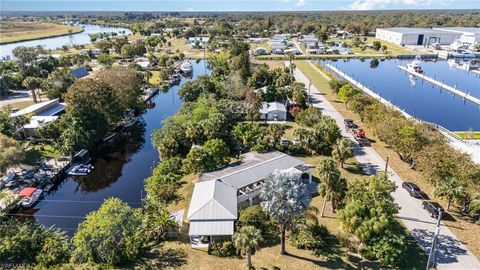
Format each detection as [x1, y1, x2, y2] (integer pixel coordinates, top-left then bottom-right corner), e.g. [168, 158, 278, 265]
[307, 48, 322, 54]
[259, 101, 287, 121]
[285, 48, 302, 55]
[187, 151, 313, 243]
[271, 48, 285, 55]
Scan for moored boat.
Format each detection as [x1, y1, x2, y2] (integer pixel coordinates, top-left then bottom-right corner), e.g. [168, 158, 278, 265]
[180, 60, 193, 74]
[18, 187, 43, 208]
[67, 164, 94, 176]
[407, 55, 423, 74]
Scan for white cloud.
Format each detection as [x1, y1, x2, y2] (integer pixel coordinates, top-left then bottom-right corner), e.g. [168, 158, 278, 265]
[347, 0, 432, 10]
[295, 0, 306, 7]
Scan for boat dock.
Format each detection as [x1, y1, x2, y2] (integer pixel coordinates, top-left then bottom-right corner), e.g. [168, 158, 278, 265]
[397, 65, 480, 106]
[323, 63, 413, 119]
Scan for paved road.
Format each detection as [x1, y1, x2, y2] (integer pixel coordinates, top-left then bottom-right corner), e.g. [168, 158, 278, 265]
[0, 90, 32, 108]
[292, 61, 480, 270]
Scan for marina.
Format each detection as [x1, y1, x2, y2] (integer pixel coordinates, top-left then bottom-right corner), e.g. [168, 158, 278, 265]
[321, 58, 480, 132]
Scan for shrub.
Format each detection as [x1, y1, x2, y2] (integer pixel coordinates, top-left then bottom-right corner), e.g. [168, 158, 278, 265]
[208, 241, 236, 257]
[290, 224, 329, 256]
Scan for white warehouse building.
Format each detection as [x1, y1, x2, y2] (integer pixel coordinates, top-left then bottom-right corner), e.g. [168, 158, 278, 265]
[375, 27, 462, 46]
[432, 27, 480, 47]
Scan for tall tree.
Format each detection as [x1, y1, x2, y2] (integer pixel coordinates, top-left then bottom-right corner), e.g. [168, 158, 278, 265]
[317, 158, 342, 216]
[232, 226, 263, 269]
[261, 170, 311, 255]
[332, 138, 353, 168]
[72, 198, 146, 266]
[434, 176, 466, 211]
[22, 77, 42, 103]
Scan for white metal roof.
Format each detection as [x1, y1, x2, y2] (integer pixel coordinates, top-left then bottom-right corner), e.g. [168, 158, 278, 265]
[10, 99, 60, 117]
[189, 220, 234, 236]
[260, 102, 287, 114]
[198, 151, 307, 190]
[187, 180, 237, 221]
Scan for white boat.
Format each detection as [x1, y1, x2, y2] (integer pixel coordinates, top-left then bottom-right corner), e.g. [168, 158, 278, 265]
[122, 116, 138, 130]
[19, 188, 43, 208]
[407, 55, 423, 74]
[67, 164, 94, 176]
[180, 60, 193, 74]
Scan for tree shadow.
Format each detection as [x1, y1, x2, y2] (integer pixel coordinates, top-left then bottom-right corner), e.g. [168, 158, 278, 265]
[411, 228, 468, 265]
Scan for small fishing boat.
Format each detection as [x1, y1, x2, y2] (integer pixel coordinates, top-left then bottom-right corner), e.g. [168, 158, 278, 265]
[407, 55, 423, 74]
[122, 110, 138, 130]
[180, 60, 193, 75]
[67, 164, 94, 176]
[18, 187, 43, 208]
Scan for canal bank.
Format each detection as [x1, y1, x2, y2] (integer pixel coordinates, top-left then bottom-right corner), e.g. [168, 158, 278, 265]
[17, 60, 209, 234]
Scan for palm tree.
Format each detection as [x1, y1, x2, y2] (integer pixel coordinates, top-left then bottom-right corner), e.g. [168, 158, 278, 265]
[317, 158, 341, 217]
[332, 138, 353, 168]
[434, 176, 466, 211]
[260, 170, 311, 255]
[22, 77, 42, 103]
[233, 226, 263, 269]
[469, 193, 480, 218]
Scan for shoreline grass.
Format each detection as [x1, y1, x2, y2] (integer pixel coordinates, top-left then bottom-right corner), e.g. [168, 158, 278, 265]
[0, 21, 83, 44]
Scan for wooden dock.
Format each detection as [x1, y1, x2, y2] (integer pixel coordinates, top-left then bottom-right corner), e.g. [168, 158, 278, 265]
[397, 65, 480, 106]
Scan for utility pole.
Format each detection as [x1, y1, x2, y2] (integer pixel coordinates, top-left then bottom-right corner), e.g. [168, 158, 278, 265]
[308, 79, 311, 105]
[426, 209, 443, 270]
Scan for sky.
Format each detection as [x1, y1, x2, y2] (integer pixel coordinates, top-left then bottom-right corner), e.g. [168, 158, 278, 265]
[1, 0, 479, 12]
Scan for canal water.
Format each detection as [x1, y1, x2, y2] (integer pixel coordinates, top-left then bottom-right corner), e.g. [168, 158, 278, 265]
[323, 59, 480, 131]
[0, 24, 131, 59]
[21, 60, 209, 234]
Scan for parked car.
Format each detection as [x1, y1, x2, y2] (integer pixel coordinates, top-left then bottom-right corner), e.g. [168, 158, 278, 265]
[422, 201, 444, 219]
[402, 182, 422, 198]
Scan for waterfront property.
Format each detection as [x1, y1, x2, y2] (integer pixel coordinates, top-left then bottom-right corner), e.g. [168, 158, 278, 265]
[11, 99, 66, 138]
[187, 151, 312, 245]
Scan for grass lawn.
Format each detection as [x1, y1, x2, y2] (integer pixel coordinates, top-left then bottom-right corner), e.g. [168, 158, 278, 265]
[149, 71, 162, 85]
[24, 144, 62, 165]
[0, 21, 83, 44]
[454, 131, 480, 140]
[327, 36, 417, 55]
[2, 100, 34, 110]
[295, 59, 480, 259]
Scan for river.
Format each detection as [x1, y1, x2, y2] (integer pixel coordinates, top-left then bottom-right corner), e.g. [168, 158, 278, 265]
[19, 60, 209, 235]
[0, 24, 131, 59]
[323, 58, 480, 132]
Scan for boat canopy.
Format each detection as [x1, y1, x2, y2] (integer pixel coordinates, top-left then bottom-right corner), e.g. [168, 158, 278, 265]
[18, 187, 37, 197]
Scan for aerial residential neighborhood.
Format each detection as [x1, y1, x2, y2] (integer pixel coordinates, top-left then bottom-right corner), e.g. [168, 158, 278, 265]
[0, 1, 480, 270]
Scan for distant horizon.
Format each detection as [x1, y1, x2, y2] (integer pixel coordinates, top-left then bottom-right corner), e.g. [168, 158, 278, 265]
[1, 0, 478, 12]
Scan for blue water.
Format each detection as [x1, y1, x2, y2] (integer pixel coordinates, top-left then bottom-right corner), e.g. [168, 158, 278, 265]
[324, 59, 480, 131]
[19, 60, 209, 234]
[0, 24, 131, 59]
